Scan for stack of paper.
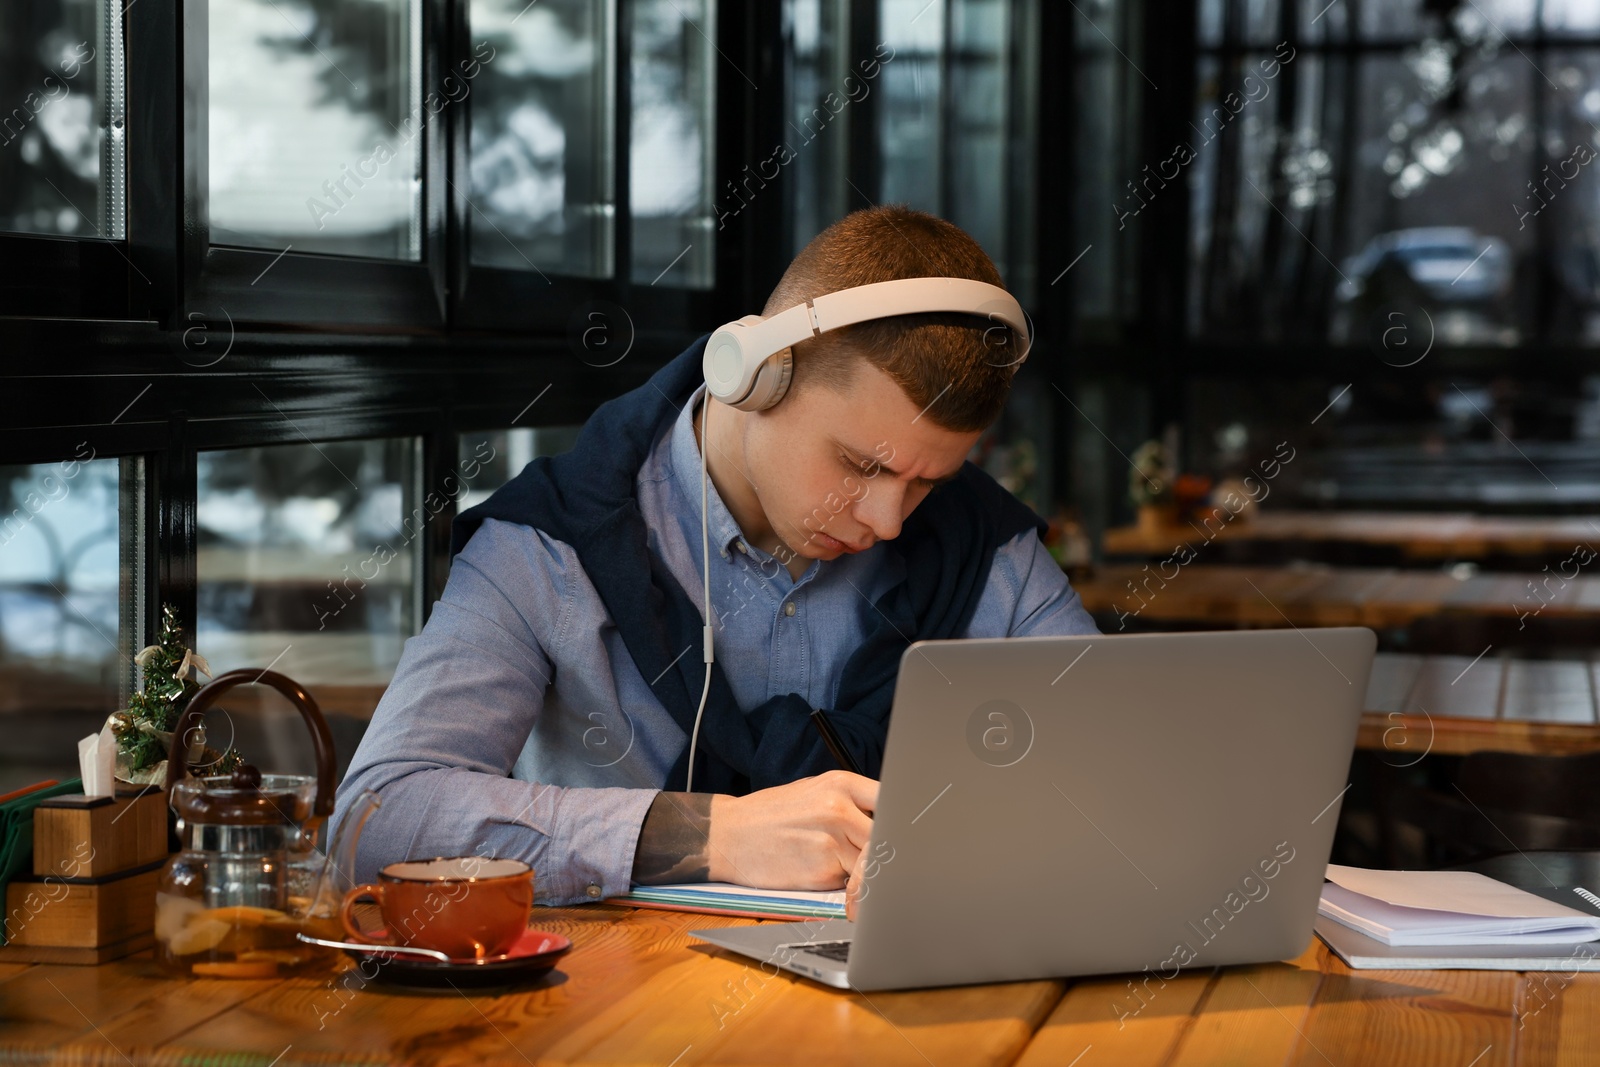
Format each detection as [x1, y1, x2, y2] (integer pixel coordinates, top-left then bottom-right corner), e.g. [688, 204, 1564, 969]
[1319, 865, 1600, 947]
[610, 882, 847, 921]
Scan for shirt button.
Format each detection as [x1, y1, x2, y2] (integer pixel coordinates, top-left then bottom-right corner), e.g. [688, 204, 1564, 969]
[586, 883, 602, 899]
[784, 602, 796, 617]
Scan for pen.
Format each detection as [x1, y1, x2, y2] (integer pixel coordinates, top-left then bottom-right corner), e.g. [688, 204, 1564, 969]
[809, 708, 862, 775]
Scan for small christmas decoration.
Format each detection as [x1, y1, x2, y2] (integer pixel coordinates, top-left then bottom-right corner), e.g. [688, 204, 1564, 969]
[110, 604, 242, 784]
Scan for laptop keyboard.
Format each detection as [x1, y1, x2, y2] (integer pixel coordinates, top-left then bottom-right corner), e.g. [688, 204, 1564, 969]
[785, 939, 852, 963]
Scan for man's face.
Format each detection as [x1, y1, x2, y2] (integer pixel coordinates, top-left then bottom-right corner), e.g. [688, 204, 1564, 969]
[741, 361, 982, 565]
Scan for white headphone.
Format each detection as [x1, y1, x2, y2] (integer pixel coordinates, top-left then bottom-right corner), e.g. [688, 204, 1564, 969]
[682, 276, 1031, 794]
[702, 277, 1031, 412]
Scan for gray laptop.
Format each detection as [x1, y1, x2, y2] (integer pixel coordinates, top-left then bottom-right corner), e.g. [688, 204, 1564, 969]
[690, 628, 1376, 991]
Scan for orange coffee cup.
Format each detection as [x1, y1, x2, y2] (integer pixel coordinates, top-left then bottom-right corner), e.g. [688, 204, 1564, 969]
[340, 856, 534, 959]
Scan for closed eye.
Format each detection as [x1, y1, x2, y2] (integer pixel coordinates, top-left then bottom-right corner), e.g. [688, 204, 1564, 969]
[840, 453, 875, 477]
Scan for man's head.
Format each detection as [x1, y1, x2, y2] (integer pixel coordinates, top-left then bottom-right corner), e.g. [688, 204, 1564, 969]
[703, 206, 1023, 571]
[762, 205, 1022, 433]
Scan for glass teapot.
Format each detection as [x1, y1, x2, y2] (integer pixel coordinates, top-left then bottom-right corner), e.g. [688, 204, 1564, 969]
[154, 668, 363, 978]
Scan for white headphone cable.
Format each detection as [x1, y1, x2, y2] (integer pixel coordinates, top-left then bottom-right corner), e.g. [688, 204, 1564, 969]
[685, 389, 716, 794]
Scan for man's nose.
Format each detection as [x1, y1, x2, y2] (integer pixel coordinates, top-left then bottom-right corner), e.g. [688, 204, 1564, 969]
[853, 480, 905, 542]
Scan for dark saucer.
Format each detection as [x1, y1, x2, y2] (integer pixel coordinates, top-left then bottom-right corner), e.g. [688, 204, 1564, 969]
[343, 927, 572, 989]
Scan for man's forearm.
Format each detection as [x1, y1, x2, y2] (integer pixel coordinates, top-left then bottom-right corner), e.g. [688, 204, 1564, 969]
[632, 792, 713, 884]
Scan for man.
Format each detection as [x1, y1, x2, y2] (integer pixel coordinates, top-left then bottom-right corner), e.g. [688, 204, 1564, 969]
[333, 206, 1098, 912]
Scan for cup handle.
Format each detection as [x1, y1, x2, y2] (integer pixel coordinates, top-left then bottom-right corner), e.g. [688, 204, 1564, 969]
[341, 884, 389, 945]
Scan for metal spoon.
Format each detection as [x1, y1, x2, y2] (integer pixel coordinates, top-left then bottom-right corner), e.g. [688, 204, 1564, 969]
[295, 932, 453, 963]
[295, 932, 525, 966]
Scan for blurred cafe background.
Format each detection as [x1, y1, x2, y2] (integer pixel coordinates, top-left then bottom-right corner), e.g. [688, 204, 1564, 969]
[4, 0, 1600, 868]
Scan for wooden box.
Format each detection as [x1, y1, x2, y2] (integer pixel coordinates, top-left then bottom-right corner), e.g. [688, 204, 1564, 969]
[32, 787, 168, 879]
[4, 865, 161, 948]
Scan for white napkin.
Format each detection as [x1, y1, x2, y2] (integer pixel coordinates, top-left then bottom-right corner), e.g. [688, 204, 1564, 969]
[78, 720, 117, 796]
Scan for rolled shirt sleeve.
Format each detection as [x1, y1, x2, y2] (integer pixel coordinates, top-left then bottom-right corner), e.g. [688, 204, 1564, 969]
[332, 519, 661, 906]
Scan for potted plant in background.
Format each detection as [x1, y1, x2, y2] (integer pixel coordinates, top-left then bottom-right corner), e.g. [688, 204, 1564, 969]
[1129, 439, 1177, 534]
[110, 604, 241, 785]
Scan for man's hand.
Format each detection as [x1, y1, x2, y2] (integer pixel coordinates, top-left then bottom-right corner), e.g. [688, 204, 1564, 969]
[632, 771, 877, 890]
[844, 846, 868, 921]
[712, 770, 877, 889]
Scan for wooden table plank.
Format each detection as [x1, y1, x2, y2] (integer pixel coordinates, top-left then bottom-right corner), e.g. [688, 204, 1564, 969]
[0, 956, 275, 1060]
[1517, 973, 1600, 1066]
[1405, 655, 1505, 721]
[1501, 662, 1597, 724]
[162, 905, 736, 1067]
[1012, 970, 1214, 1067]
[1073, 564, 1600, 629]
[548, 946, 1063, 1067]
[1167, 949, 1325, 1066]
[1103, 512, 1600, 562]
[1366, 654, 1426, 714]
[1293, 945, 1517, 1067]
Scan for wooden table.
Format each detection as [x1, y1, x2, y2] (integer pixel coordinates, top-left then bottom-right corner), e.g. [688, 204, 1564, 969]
[1361, 653, 1600, 757]
[4, 903, 1597, 1066]
[1073, 563, 1600, 630]
[1104, 511, 1600, 561]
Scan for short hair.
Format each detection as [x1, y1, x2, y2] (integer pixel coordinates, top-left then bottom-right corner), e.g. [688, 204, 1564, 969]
[762, 205, 1022, 433]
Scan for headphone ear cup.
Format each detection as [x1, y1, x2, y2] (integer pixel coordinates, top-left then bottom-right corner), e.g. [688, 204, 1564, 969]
[739, 346, 794, 412]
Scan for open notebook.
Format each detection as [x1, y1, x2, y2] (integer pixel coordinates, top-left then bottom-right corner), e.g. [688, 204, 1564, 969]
[608, 883, 846, 921]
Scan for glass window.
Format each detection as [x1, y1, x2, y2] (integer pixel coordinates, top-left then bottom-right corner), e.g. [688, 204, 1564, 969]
[1540, 50, 1600, 344]
[1073, 0, 1126, 327]
[1545, 0, 1600, 35]
[1358, 0, 1533, 42]
[948, 0, 1015, 284]
[469, 0, 616, 277]
[878, 0, 945, 212]
[0, 0, 124, 240]
[1188, 4, 1552, 347]
[874, 0, 1031, 291]
[783, 0, 850, 255]
[0, 453, 128, 791]
[208, 0, 422, 259]
[1332, 54, 1531, 347]
[457, 426, 582, 511]
[195, 439, 419, 777]
[630, 0, 717, 287]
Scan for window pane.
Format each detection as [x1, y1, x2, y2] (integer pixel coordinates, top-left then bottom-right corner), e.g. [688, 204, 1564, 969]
[208, 0, 422, 260]
[1188, 46, 1534, 347]
[630, 0, 716, 287]
[949, 0, 1013, 282]
[879, 0, 945, 211]
[1332, 54, 1531, 347]
[469, 0, 616, 277]
[1358, 0, 1533, 41]
[1545, 0, 1600, 35]
[196, 439, 419, 777]
[457, 426, 583, 512]
[1541, 50, 1600, 343]
[0, 454, 126, 791]
[1074, 1, 1125, 326]
[783, 0, 850, 256]
[875, 0, 1030, 288]
[0, 0, 125, 240]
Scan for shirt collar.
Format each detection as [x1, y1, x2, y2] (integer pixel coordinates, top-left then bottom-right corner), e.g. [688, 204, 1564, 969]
[668, 383, 748, 558]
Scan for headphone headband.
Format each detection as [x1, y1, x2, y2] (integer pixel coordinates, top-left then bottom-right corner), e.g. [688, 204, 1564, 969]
[703, 277, 1030, 412]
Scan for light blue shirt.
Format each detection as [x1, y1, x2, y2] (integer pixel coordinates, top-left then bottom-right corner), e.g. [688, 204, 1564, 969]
[334, 383, 1099, 905]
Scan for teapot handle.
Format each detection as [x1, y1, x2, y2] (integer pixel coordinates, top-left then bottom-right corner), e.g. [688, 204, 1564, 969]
[163, 668, 337, 819]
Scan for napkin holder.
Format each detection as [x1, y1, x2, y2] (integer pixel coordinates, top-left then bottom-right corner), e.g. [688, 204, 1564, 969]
[0, 784, 171, 964]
